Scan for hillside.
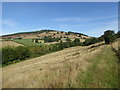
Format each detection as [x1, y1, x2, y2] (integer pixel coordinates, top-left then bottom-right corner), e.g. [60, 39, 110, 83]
[2, 41, 118, 88]
[1, 30, 90, 45]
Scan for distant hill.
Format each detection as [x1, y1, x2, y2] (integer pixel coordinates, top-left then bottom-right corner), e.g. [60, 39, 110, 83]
[1, 29, 91, 43]
[2, 29, 88, 37]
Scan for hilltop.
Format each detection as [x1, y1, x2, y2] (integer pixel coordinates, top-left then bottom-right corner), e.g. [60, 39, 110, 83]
[1, 30, 91, 46]
[1, 30, 90, 41]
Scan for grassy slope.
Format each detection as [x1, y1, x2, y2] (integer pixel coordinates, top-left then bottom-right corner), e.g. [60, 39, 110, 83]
[2, 43, 118, 88]
[12, 39, 44, 46]
[76, 45, 118, 88]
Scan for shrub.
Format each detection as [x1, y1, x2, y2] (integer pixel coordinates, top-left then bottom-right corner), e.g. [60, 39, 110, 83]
[84, 37, 98, 46]
[66, 38, 71, 42]
[44, 36, 60, 43]
[74, 38, 81, 46]
[2, 46, 31, 65]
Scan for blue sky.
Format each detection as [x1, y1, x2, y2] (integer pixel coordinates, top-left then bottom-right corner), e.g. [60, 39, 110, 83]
[2, 2, 118, 37]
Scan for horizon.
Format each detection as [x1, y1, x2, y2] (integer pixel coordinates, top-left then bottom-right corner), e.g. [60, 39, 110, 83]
[2, 2, 118, 37]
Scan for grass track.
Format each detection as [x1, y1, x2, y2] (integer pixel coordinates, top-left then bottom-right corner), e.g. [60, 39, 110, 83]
[77, 45, 118, 88]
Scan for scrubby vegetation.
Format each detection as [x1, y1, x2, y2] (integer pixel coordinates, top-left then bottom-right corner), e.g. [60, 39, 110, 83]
[2, 38, 82, 66]
[44, 36, 60, 43]
[84, 37, 99, 46]
[2, 46, 31, 66]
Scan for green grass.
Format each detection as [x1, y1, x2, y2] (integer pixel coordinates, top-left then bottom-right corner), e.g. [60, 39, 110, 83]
[12, 39, 44, 46]
[77, 45, 118, 88]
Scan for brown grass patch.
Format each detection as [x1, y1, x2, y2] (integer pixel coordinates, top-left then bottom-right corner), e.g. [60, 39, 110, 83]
[1, 41, 23, 48]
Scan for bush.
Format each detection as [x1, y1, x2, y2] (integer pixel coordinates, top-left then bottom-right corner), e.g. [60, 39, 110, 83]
[44, 36, 60, 43]
[2, 46, 31, 65]
[66, 38, 71, 42]
[74, 38, 81, 46]
[84, 37, 98, 46]
[2, 39, 83, 66]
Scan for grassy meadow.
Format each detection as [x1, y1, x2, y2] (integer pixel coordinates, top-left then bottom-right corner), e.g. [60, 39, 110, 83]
[12, 39, 44, 46]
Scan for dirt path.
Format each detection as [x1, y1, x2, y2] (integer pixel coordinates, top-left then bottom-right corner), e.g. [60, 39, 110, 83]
[2, 44, 104, 88]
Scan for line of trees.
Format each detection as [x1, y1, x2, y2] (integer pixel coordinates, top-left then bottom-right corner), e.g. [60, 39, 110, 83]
[84, 37, 99, 46]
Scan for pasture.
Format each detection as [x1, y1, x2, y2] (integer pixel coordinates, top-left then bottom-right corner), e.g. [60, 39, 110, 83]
[12, 39, 44, 46]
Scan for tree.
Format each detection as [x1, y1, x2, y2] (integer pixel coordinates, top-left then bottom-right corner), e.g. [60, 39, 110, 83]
[74, 38, 80, 45]
[103, 30, 115, 44]
[78, 34, 81, 37]
[98, 35, 104, 42]
[61, 31, 64, 33]
[35, 39, 39, 43]
[115, 31, 120, 38]
[66, 38, 71, 42]
[74, 38, 80, 43]
[84, 37, 98, 46]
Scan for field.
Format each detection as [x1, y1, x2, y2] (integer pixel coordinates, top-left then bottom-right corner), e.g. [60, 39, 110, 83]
[12, 39, 44, 46]
[2, 42, 118, 88]
[1, 40, 23, 48]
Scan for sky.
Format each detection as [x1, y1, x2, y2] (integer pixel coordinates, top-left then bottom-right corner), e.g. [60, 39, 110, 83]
[2, 2, 118, 37]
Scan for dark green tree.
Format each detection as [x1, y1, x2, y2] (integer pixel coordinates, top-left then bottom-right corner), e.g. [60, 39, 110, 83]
[84, 37, 98, 46]
[74, 38, 80, 45]
[66, 38, 71, 42]
[98, 35, 104, 42]
[115, 31, 120, 38]
[103, 30, 115, 44]
[35, 39, 39, 43]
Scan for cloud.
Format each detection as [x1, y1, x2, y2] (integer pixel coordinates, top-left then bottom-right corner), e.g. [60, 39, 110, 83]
[2, 19, 18, 27]
[52, 15, 117, 23]
[53, 17, 82, 22]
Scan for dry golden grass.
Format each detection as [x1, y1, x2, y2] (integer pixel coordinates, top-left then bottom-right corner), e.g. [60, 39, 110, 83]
[111, 39, 119, 51]
[0, 68, 2, 90]
[2, 42, 104, 88]
[1, 41, 23, 48]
